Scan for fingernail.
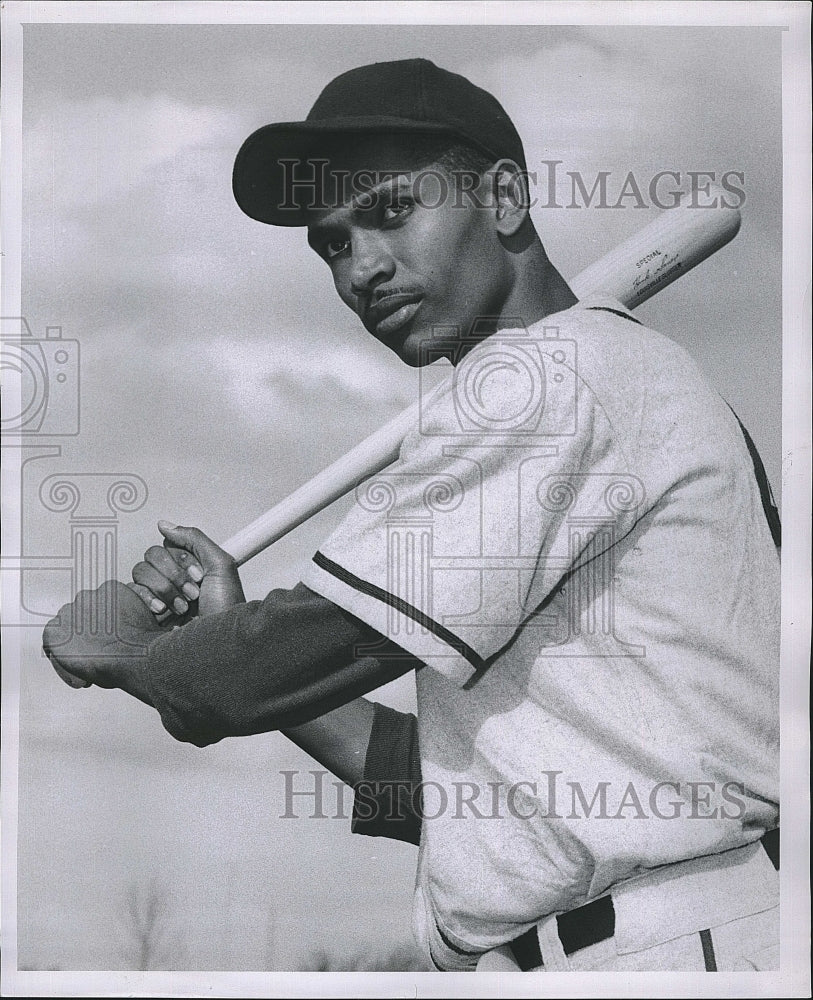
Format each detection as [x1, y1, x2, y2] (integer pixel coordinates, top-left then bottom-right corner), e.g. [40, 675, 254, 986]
[150, 598, 166, 613]
[182, 582, 199, 600]
[173, 597, 188, 615]
[158, 520, 178, 532]
[187, 565, 203, 583]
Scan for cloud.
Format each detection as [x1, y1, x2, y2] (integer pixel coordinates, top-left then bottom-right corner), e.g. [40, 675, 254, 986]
[203, 334, 421, 430]
[25, 93, 249, 207]
[22, 82, 427, 530]
[469, 28, 773, 171]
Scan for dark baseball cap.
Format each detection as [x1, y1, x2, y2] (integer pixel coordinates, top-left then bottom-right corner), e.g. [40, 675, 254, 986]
[232, 58, 526, 226]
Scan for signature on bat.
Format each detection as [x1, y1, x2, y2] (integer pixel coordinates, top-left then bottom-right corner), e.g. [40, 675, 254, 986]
[633, 250, 681, 290]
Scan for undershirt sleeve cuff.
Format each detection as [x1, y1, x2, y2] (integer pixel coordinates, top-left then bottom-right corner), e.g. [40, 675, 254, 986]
[351, 703, 422, 846]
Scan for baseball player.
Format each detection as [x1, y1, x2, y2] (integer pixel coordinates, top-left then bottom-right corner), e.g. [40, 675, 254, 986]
[43, 59, 780, 972]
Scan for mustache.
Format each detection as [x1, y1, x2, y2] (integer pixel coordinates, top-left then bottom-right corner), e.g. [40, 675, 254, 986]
[368, 286, 424, 307]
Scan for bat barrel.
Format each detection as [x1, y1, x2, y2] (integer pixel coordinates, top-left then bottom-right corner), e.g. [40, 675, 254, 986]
[570, 190, 741, 308]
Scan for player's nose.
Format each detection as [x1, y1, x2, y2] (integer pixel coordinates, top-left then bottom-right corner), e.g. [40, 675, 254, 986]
[349, 232, 396, 298]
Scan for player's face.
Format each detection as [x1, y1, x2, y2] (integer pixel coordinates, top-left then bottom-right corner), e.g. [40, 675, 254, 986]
[306, 159, 512, 367]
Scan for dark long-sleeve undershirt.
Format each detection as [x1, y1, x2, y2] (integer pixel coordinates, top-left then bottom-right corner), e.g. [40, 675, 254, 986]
[143, 582, 418, 747]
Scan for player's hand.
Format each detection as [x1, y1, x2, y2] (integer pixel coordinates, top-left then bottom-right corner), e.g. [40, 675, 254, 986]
[129, 521, 246, 620]
[43, 580, 168, 700]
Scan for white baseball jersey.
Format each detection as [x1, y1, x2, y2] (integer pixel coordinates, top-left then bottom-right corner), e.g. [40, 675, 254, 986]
[303, 295, 779, 965]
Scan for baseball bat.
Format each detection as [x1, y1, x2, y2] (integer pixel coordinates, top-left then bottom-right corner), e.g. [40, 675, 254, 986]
[217, 196, 740, 567]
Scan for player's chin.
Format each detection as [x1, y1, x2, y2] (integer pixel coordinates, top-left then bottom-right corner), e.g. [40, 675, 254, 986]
[388, 326, 443, 367]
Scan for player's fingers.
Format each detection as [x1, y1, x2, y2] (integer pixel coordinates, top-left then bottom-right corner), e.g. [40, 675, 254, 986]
[162, 545, 204, 584]
[131, 561, 194, 617]
[126, 580, 170, 615]
[157, 522, 236, 574]
[143, 545, 201, 601]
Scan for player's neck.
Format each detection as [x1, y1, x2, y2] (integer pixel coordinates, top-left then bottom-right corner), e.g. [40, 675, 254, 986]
[451, 233, 578, 364]
[497, 237, 578, 331]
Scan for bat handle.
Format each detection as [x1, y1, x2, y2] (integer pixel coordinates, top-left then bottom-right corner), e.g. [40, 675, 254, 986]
[151, 395, 425, 623]
[224, 395, 425, 565]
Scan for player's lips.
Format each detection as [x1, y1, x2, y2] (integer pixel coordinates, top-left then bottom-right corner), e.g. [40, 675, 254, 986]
[365, 293, 423, 339]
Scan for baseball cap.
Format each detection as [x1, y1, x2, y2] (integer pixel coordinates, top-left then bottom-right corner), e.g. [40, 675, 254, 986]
[232, 58, 526, 226]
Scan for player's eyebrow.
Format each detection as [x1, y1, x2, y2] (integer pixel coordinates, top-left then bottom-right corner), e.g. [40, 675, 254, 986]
[306, 174, 411, 252]
[349, 172, 408, 211]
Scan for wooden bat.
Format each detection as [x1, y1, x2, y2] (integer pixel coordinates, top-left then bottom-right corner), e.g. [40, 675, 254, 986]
[220, 196, 741, 566]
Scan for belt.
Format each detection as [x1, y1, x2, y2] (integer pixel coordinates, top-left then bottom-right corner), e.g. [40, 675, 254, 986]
[508, 829, 780, 971]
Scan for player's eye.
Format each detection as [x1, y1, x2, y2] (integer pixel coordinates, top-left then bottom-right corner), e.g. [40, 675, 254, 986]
[324, 238, 350, 260]
[382, 199, 413, 223]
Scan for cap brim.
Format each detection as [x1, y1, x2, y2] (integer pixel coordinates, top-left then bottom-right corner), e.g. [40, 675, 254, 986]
[232, 118, 486, 226]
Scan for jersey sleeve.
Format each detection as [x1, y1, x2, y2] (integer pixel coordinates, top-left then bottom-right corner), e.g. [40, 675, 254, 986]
[303, 329, 647, 685]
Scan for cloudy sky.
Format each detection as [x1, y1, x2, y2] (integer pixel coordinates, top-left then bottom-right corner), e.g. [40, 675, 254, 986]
[9, 14, 784, 976]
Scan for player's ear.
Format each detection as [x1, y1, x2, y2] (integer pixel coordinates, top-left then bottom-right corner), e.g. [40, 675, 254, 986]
[492, 159, 531, 236]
